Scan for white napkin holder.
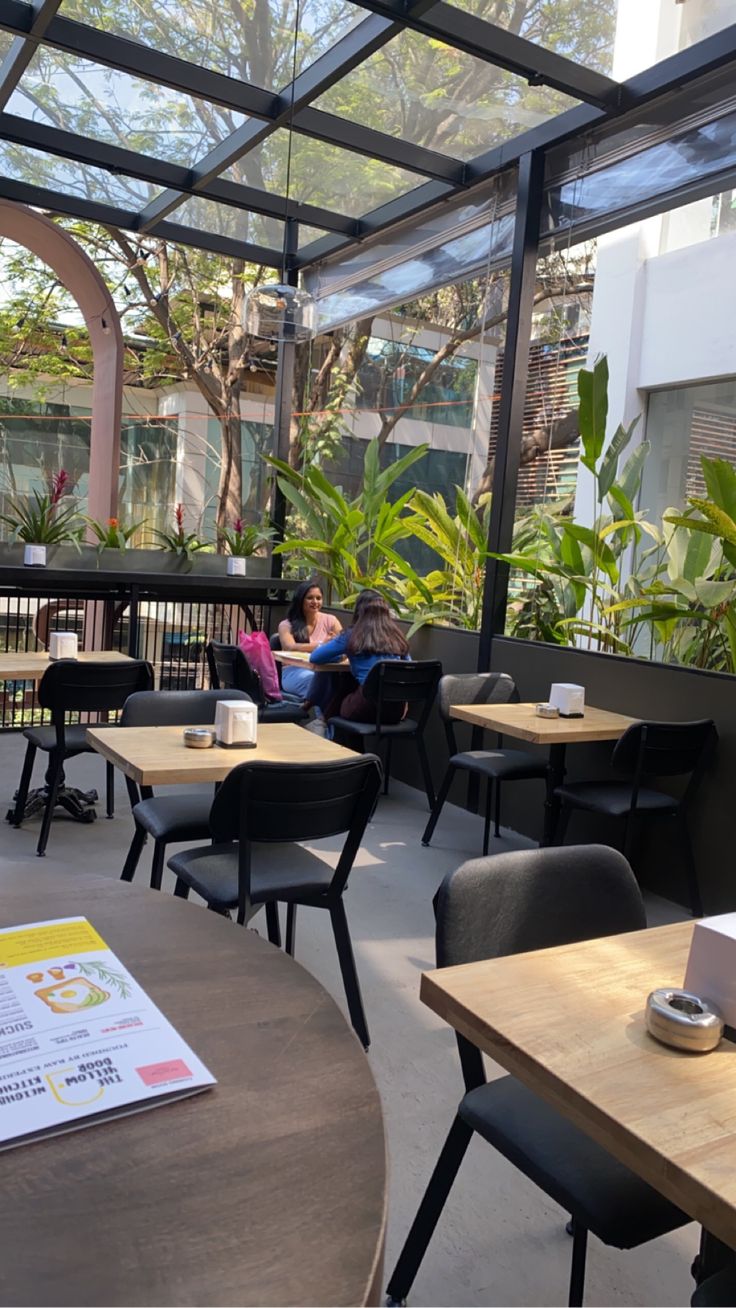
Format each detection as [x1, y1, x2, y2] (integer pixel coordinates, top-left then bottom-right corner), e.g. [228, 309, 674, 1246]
[215, 699, 258, 748]
[684, 913, 736, 1030]
[548, 682, 585, 718]
[49, 631, 78, 660]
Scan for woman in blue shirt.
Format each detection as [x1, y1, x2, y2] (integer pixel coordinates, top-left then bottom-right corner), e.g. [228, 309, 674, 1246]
[310, 590, 410, 724]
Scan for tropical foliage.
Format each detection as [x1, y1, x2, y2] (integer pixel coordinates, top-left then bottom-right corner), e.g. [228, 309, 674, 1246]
[0, 469, 82, 545]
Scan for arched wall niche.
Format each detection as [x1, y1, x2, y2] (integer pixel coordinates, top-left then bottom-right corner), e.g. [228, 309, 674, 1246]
[0, 201, 123, 521]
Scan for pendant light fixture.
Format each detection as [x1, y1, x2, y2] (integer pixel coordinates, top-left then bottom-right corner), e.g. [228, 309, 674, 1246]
[243, 0, 316, 344]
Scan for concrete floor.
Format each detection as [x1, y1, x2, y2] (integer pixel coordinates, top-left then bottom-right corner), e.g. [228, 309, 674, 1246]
[0, 735, 698, 1308]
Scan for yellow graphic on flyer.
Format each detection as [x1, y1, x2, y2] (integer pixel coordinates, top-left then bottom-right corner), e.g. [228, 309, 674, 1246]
[0, 920, 107, 968]
[46, 1068, 105, 1107]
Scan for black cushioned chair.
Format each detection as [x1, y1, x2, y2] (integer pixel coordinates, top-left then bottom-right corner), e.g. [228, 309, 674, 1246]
[422, 672, 548, 853]
[554, 718, 717, 916]
[119, 688, 252, 890]
[205, 640, 307, 724]
[167, 755, 382, 1047]
[329, 659, 441, 809]
[692, 1262, 736, 1305]
[11, 658, 154, 856]
[386, 845, 689, 1308]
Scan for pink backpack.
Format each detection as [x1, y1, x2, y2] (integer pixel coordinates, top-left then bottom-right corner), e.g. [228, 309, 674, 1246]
[237, 630, 282, 701]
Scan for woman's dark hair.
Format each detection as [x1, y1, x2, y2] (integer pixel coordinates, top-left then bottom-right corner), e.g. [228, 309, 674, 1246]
[286, 578, 323, 643]
[347, 594, 409, 657]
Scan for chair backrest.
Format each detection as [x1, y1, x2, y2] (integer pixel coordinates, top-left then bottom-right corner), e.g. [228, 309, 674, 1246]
[38, 658, 153, 716]
[121, 688, 252, 728]
[362, 659, 442, 732]
[206, 641, 265, 705]
[435, 845, 646, 1090]
[438, 671, 518, 752]
[612, 719, 717, 784]
[269, 632, 282, 652]
[209, 756, 383, 917]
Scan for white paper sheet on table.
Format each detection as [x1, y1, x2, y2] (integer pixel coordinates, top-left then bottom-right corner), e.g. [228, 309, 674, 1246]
[0, 916, 215, 1150]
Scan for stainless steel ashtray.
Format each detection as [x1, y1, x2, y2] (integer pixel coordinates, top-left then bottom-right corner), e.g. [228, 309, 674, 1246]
[645, 988, 724, 1052]
[183, 727, 216, 749]
[535, 702, 559, 718]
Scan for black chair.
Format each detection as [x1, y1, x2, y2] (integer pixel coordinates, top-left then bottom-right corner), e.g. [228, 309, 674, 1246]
[554, 718, 717, 917]
[329, 659, 442, 809]
[119, 688, 253, 891]
[692, 1262, 736, 1305]
[422, 672, 548, 853]
[167, 755, 382, 1047]
[205, 640, 307, 724]
[386, 845, 689, 1308]
[11, 658, 154, 856]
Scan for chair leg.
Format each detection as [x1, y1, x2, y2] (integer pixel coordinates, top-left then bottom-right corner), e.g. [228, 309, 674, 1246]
[105, 761, 114, 818]
[416, 734, 436, 810]
[173, 878, 191, 900]
[120, 823, 147, 882]
[383, 738, 393, 796]
[679, 814, 703, 917]
[568, 1218, 588, 1307]
[266, 901, 281, 948]
[494, 779, 502, 839]
[285, 903, 297, 957]
[149, 840, 166, 892]
[12, 741, 37, 827]
[554, 802, 572, 847]
[482, 779, 493, 856]
[421, 766, 454, 847]
[36, 753, 63, 857]
[329, 898, 369, 1049]
[386, 1116, 474, 1305]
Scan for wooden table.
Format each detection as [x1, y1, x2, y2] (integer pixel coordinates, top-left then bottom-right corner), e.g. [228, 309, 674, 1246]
[422, 920, 736, 1249]
[0, 870, 386, 1307]
[0, 650, 133, 683]
[86, 722, 356, 786]
[450, 701, 637, 843]
[274, 650, 351, 674]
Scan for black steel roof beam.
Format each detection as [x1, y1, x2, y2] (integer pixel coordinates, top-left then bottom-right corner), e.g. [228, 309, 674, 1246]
[0, 0, 61, 110]
[293, 107, 465, 182]
[350, 0, 622, 110]
[0, 111, 358, 235]
[137, 5, 440, 231]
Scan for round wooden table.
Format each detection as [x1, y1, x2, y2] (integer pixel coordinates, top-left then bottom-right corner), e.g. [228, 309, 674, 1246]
[0, 871, 386, 1307]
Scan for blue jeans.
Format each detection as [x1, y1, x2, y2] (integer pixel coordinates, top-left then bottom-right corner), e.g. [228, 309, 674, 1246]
[282, 665, 314, 701]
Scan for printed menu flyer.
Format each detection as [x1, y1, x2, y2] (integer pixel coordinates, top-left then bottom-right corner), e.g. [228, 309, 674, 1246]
[0, 916, 215, 1150]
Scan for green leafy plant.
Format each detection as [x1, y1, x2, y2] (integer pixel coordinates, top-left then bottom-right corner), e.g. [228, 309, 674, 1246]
[397, 487, 491, 631]
[266, 438, 430, 603]
[152, 503, 208, 560]
[86, 514, 146, 551]
[217, 515, 275, 557]
[0, 469, 82, 545]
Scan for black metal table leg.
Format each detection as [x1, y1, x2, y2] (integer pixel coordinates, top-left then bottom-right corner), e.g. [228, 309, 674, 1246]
[541, 742, 566, 846]
[7, 757, 98, 827]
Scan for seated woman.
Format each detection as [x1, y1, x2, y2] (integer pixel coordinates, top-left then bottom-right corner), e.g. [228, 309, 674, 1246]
[278, 579, 342, 703]
[310, 590, 410, 724]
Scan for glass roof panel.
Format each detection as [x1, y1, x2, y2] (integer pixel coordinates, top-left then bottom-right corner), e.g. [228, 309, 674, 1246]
[0, 30, 14, 62]
[0, 141, 158, 209]
[225, 130, 422, 217]
[314, 29, 579, 161]
[8, 49, 245, 165]
[59, 0, 363, 92]
[169, 196, 284, 250]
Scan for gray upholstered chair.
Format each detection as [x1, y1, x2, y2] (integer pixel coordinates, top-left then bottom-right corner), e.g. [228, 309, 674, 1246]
[422, 672, 547, 852]
[119, 688, 253, 891]
[387, 845, 689, 1308]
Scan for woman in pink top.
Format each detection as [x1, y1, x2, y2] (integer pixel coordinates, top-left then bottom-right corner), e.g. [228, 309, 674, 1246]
[277, 579, 342, 702]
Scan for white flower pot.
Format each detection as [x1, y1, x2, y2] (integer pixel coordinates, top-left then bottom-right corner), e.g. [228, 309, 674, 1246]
[24, 544, 47, 567]
[227, 556, 247, 576]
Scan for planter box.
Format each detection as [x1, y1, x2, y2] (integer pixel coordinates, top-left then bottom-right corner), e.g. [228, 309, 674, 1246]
[0, 543, 273, 578]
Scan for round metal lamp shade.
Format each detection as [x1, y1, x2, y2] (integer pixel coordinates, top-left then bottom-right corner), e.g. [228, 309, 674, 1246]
[243, 282, 316, 342]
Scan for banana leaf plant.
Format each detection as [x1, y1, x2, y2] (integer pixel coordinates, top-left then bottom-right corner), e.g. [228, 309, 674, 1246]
[396, 486, 491, 632]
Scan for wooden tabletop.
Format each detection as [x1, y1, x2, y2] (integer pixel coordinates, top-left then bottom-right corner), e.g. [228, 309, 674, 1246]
[87, 722, 357, 786]
[274, 650, 351, 674]
[450, 701, 637, 744]
[422, 920, 736, 1247]
[0, 871, 386, 1307]
[0, 650, 133, 683]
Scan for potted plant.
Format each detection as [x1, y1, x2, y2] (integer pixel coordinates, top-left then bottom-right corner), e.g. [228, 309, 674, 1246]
[0, 469, 83, 566]
[86, 514, 147, 553]
[151, 503, 209, 569]
[218, 516, 275, 576]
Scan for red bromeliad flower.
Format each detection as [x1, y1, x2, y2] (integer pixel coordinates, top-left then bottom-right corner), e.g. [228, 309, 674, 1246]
[108, 517, 119, 528]
[233, 517, 244, 534]
[175, 503, 184, 533]
[50, 469, 69, 506]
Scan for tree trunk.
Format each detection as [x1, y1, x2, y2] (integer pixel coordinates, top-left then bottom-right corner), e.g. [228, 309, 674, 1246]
[216, 407, 243, 535]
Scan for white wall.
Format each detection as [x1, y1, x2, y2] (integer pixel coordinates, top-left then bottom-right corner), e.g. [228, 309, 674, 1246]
[638, 232, 736, 389]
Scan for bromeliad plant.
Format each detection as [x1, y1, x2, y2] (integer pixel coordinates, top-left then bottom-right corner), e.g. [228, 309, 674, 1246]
[85, 515, 146, 551]
[0, 469, 82, 545]
[152, 503, 208, 560]
[217, 515, 275, 557]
